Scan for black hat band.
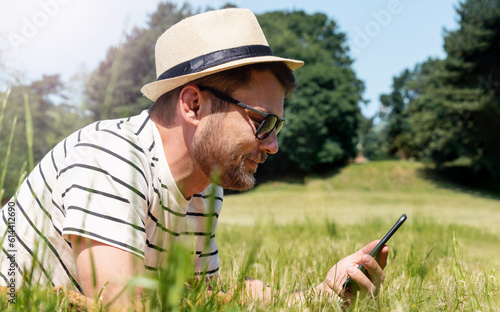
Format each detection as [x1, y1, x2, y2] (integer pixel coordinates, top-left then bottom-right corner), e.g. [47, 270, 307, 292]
[157, 45, 273, 81]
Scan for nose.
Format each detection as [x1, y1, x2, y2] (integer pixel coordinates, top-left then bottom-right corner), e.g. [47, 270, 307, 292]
[259, 130, 279, 155]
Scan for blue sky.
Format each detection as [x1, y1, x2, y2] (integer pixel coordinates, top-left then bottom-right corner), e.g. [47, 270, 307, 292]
[0, 0, 461, 117]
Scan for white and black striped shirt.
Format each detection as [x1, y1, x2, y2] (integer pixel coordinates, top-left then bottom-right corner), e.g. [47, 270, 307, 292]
[0, 110, 222, 293]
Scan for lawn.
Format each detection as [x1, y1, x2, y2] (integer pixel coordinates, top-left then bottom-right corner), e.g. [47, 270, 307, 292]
[217, 160, 499, 310]
[1, 160, 498, 311]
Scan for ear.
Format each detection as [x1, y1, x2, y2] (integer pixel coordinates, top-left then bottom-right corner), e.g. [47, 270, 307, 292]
[179, 85, 209, 126]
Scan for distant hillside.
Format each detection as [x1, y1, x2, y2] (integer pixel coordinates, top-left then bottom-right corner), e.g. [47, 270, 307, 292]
[223, 160, 500, 236]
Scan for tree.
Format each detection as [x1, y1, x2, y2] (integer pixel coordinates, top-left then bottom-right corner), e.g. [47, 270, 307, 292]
[0, 76, 86, 200]
[379, 69, 417, 159]
[358, 116, 385, 161]
[29, 75, 65, 156]
[257, 11, 365, 173]
[438, 0, 500, 175]
[85, 2, 195, 120]
[411, 0, 500, 175]
[380, 0, 500, 180]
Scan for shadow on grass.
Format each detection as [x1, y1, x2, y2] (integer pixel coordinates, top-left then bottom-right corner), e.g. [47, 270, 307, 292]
[417, 165, 500, 200]
[258, 162, 342, 184]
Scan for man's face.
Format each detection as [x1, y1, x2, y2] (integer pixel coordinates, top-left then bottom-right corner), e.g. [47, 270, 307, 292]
[192, 70, 284, 191]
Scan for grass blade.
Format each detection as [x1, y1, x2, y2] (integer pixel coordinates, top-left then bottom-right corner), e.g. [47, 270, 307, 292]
[102, 44, 124, 119]
[0, 82, 12, 138]
[23, 93, 34, 172]
[0, 116, 17, 201]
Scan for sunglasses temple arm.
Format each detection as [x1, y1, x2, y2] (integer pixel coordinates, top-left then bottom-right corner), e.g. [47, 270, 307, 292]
[199, 85, 267, 117]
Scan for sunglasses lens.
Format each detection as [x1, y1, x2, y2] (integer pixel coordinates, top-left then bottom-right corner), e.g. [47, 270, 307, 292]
[275, 119, 285, 134]
[256, 116, 277, 139]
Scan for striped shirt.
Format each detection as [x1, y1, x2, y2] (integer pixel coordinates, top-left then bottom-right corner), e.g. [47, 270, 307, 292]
[0, 110, 223, 293]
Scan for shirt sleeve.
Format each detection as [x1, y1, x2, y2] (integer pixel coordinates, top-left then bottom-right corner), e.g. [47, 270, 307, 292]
[60, 128, 151, 259]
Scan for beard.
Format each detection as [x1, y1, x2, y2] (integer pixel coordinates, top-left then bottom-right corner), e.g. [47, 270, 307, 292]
[192, 114, 267, 191]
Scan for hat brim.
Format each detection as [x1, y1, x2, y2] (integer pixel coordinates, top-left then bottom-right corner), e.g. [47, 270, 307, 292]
[141, 56, 304, 102]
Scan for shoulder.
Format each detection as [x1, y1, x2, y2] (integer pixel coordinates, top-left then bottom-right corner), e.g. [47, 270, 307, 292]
[54, 111, 156, 184]
[63, 111, 153, 159]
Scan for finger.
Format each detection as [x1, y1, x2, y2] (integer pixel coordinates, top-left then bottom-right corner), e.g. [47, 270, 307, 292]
[361, 254, 385, 286]
[357, 241, 389, 268]
[325, 276, 334, 290]
[376, 245, 389, 269]
[324, 275, 351, 301]
[347, 266, 376, 296]
[358, 240, 381, 255]
[325, 275, 345, 296]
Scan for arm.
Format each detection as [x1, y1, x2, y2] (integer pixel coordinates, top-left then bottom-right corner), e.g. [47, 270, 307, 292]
[70, 235, 145, 306]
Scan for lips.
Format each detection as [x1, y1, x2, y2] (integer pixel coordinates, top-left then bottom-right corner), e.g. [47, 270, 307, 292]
[246, 158, 259, 171]
[245, 153, 267, 172]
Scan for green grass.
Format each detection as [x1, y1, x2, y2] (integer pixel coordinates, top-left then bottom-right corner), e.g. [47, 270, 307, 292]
[218, 160, 499, 310]
[216, 219, 498, 311]
[1, 160, 499, 311]
[223, 160, 500, 248]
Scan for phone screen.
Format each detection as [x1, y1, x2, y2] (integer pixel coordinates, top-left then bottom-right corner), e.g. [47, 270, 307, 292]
[343, 214, 407, 292]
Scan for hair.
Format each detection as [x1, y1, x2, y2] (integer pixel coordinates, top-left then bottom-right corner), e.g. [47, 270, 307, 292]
[149, 62, 297, 126]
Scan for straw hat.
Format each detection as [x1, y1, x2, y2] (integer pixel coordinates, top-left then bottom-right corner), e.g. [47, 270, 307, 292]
[141, 8, 304, 102]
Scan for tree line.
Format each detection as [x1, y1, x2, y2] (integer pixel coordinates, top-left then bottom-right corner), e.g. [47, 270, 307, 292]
[1, 0, 499, 200]
[368, 0, 500, 188]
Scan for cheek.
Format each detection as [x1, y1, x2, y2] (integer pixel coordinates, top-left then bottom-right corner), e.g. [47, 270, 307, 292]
[224, 130, 256, 158]
[222, 112, 256, 143]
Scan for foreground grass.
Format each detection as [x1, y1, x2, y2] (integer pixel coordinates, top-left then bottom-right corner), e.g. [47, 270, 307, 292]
[219, 160, 499, 310]
[1, 219, 497, 311]
[217, 218, 498, 311]
[1, 160, 498, 311]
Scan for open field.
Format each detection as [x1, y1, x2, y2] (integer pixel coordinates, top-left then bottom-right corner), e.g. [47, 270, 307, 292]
[222, 160, 500, 264]
[1, 160, 498, 311]
[217, 160, 500, 310]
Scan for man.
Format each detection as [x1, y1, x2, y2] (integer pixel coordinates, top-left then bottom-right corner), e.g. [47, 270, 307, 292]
[0, 8, 387, 307]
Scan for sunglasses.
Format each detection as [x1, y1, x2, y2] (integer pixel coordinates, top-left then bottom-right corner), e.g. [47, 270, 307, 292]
[198, 86, 285, 140]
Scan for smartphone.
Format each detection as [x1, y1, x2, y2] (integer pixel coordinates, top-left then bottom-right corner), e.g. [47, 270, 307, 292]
[342, 213, 407, 292]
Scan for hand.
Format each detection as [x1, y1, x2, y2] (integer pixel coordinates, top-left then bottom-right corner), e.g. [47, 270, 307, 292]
[220, 277, 274, 305]
[323, 240, 388, 303]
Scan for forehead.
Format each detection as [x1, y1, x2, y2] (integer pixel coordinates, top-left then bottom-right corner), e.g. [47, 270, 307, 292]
[233, 70, 285, 116]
